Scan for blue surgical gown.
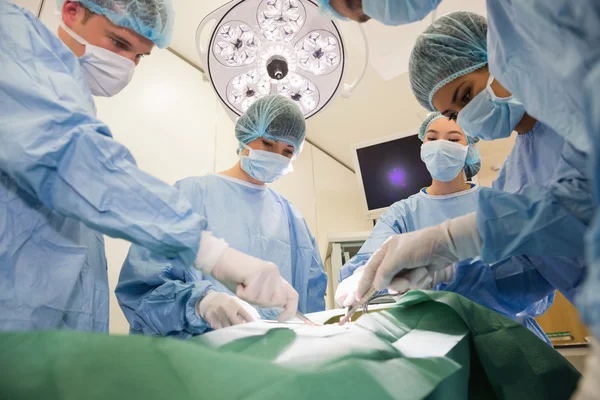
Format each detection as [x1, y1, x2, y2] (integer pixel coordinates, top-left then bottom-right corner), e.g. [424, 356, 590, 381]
[484, 0, 598, 335]
[491, 123, 586, 303]
[473, 1, 594, 266]
[484, 0, 600, 340]
[340, 186, 555, 343]
[0, 1, 205, 332]
[116, 174, 327, 338]
[379, 0, 597, 335]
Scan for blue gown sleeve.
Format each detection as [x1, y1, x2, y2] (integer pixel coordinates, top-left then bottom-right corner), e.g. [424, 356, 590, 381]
[0, 6, 204, 265]
[340, 207, 404, 281]
[437, 257, 555, 319]
[305, 235, 327, 313]
[490, 256, 557, 316]
[477, 141, 592, 263]
[116, 244, 213, 338]
[515, 256, 585, 305]
[115, 178, 214, 338]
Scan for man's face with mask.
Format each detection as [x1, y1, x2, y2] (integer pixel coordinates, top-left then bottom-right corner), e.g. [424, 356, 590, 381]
[59, 1, 153, 66]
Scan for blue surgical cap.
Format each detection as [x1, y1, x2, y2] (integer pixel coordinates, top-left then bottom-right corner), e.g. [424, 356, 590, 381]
[235, 95, 306, 156]
[314, 0, 349, 21]
[58, 0, 175, 48]
[464, 141, 481, 179]
[419, 112, 481, 178]
[418, 112, 446, 141]
[409, 11, 488, 111]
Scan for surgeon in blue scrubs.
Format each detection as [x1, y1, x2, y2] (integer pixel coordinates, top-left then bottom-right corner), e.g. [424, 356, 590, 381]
[408, 12, 586, 304]
[0, 0, 297, 332]
[335, 114, 555, 343]
[117, 95, 327, 337]
[318, 3, 600, 395]
[330, 9, 590, 314]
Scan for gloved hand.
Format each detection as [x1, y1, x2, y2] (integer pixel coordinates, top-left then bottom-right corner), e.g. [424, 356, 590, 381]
[421, 265, 457, 290]
[193, 232, 299, 322]
[335, 266, 366, 307]
[335, 264, 455, 308]
[197, 291, 261, 329]
[356, 213, 481, 300]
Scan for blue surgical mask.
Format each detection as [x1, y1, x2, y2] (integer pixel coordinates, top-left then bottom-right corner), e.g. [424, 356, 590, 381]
[421, 140, 468, 182]
[362, 0, 442, 26]
[457, 75, 526, 141]
[240, 146, 293, 183]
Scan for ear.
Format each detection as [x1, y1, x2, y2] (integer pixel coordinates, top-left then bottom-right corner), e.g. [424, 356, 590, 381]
[238, 145, 249, 156]
[61, 1, 86, 28]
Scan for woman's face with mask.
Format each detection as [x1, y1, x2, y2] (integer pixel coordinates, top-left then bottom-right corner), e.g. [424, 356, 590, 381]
[430, 68, 512, 122]
[420, 118, 470, 182]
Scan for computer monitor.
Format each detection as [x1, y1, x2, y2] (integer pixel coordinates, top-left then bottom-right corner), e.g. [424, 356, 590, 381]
[352, 131, 432, 219]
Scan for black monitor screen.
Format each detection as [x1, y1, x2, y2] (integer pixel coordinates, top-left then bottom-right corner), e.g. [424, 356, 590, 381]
[356, 134, 432, 211]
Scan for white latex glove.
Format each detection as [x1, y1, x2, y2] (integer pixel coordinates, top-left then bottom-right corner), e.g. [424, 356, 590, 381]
[197, 292, 261, 329]
[420, 265, 457, 290]
[356, 213, 481, 300]
[335, 266, 365, 307]
[193, 233, 299, 322]
[571, 338, 600, 400]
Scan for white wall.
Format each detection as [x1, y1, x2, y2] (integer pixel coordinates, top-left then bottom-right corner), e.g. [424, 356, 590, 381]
[38, 3, 370, 334]
[312, 148, 373, 255]
[11, 0, 40, 14]
[94, 50, 218, 335]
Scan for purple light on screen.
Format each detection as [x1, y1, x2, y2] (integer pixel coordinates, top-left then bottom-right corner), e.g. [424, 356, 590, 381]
[388, 168, 407, 187]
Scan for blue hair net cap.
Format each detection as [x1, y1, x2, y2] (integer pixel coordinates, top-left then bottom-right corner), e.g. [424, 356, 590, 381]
[58, 0, 175, 48]
[418, 112, 446, 141]
[419, 112, 481, 178]
[235, 95, 306, 156]
[409, 11, 488, 111]
[314, 0, 349, 21]
[465, 141, 481, 179]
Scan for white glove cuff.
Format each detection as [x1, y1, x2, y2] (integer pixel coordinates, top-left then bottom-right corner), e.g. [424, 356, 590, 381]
[353, 265, 366, 278]
[193, 232, 229, 274]
[196, 290, 219, 319]
[432, 265, 456, 287]
[447, 213, 482, 261]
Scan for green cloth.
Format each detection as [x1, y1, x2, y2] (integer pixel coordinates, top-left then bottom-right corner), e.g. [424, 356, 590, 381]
[0, 291, 580, 400]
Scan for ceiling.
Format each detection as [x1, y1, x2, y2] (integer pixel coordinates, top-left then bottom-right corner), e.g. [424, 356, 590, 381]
[169, 0, 488, 81]
[20, 0, 513, 177]
[165, 0, 511, 175]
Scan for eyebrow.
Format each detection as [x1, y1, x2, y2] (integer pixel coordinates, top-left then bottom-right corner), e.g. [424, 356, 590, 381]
[441, 81, 466, 118]
[452, 82, 465, 104]
[426, 129, 463, 136]
[107, 30, 152, 55]
[441, 82, 466, 117]
[106, 30, 132, 47]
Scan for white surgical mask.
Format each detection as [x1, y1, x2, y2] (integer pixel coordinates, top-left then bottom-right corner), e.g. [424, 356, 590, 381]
[240, 145, 293, 183]
[420, 140, 468, 182]
[61, 22, 135, 97]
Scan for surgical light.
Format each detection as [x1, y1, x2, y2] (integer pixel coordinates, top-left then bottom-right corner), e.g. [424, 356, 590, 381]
[197, 0, 346, 119]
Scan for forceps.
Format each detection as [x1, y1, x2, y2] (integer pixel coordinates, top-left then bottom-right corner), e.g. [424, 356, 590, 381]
[338, 287, 380, 325]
